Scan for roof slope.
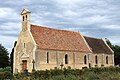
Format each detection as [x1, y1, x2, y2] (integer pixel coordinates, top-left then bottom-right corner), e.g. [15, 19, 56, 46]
[84, 36, 113, 54]
[30, 24, 91, 52]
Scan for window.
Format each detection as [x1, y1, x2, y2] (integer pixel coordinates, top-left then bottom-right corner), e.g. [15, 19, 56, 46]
[95, 56, 98, 64]
[106, 56, 108, 64]
[26, 15, 27, 19]
[65, 54, 68, 64]
[24, 43, 25, 48]
[23, 16, 24, 21]
[84, 55, 87, 64]
[56, 52, 59, 64]
[46, 52, 49, 63]
[73, 53, 76, 63]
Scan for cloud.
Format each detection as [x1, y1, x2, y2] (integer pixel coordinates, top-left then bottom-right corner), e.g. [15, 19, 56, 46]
[0, 0, 120, 53]
[101, 25, 120, 30]
[0, 7, 20, 21]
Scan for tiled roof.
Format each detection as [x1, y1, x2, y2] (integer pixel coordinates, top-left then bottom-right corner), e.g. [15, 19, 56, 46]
[30, 24, 91, 52]
[84, 36, 113, 54]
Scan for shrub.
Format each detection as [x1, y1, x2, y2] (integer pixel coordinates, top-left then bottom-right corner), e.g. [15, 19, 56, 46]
[0, 67, 13, 79]
[82, 71, 99, 80]
[14, 73, 26, 80]
[13, 67, 120, 80]
[0, 67, 11, 72]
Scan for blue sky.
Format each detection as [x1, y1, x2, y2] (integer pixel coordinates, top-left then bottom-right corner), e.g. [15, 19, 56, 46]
[0, 0, 120, 53]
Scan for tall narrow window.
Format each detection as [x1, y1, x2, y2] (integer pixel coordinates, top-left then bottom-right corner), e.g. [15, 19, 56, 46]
[23, 16, 24, 21]
[73, 53, 75, 64]
[106, 56, 108, 64]
[84, 55, 87, 64]
[47, 52, 49, 63]
[56, 52, 59, 64]
[95, 56, 98, 64]
[24, 43, 25, 48]
[26, 15, 27, 20]
[65, 54, 68, 64]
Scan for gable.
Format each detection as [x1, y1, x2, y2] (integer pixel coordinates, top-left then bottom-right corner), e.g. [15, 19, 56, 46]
[30, 24, 91, 52]
[21, 8, 31, 15]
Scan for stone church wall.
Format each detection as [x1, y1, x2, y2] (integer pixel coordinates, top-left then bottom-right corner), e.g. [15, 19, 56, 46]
[14, 30, 36, 73]
[34, 49, 114, 70]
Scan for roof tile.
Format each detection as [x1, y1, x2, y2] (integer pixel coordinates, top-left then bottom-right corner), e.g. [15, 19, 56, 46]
[30, 24, 91, 52]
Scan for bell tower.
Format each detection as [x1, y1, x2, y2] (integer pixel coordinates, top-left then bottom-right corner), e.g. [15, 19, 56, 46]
[21, 8, 31, 31]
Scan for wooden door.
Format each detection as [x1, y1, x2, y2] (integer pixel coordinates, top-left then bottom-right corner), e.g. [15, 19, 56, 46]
[22, 60, 27, 71]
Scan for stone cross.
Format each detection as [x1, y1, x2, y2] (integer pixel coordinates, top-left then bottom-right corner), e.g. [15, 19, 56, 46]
[60, 62, 64, 69]
[32, 59, 35, 71]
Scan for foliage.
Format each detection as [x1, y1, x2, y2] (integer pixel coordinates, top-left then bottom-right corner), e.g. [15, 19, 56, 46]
[13, 73, 27, 80]
[0, 67, 13, 79]
[113, 45, 120, 65]
[13, 67, 120, 80]
[106, 39, 120, 65]
[0, 44, 9, 68]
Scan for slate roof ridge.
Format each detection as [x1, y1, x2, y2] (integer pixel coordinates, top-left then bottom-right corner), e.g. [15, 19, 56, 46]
[84, 36, 102, 40]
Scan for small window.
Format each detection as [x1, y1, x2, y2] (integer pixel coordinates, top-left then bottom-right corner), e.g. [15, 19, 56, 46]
[73, 53, 75, 63]
[23, 16, 24, 21]
[24, 43, 25, 48]
[65, 54, 68, 64]
[56, 52, 59, 64]
[84, 55, 87, 64]
[26, 15, 27, 20]
[95, 56, 98, 64]
[106, 56, 108, 64]
[46, 52, 49, 63]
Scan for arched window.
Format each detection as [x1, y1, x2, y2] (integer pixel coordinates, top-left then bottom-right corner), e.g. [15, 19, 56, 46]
[106, 56, 108, 64]
[26, 15, 27, 19]
[24, 43, 25, 48]
[23, 16, 24, 21]
[46, 52, 49, 63]
[84, 55, 87, 64]
[65, 54, 68, 64]
[95, 56, 98, 64]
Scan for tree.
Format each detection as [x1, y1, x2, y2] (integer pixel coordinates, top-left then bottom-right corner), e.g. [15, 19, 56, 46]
[106, 39, 120, 65]
[105, 38, 113, 48]
[0, 44, 9, 68]
[112, 45, 120, 65]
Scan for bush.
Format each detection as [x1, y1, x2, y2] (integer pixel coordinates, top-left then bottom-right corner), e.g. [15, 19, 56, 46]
[14, 73, 26, 80]
[0, 67, 11, 72]
[0, 67, 13, 79]
[0, 71, 13, 79]
[13, 67, 120, 80]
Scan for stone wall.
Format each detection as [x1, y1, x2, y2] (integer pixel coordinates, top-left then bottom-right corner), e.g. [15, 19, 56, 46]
[13, 30, 36, 73]
[34, 49, 114, 70]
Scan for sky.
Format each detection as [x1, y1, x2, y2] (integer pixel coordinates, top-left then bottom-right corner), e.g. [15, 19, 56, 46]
[0, 0, 120, 53]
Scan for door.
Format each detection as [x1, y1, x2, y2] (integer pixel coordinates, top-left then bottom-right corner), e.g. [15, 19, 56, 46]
[22, 60, 27, 71]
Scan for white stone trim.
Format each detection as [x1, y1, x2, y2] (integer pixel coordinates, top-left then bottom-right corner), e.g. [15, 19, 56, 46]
[81, 34, 92, 52]
[102, 39, 114, 53]
[13, 46, 16, 73]
[112, 54, 114, 66]
[28, 28, 37, 60]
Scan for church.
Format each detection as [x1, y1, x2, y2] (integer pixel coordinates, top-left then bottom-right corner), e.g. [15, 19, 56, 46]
[13, 8, 114, 73]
